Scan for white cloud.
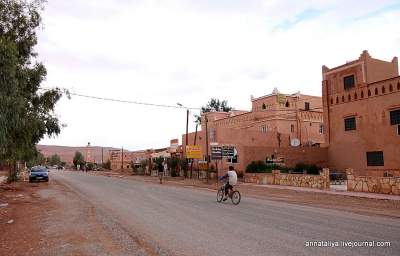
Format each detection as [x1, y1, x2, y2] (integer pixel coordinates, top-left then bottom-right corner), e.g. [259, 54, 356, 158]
[38, 0, 400, 150]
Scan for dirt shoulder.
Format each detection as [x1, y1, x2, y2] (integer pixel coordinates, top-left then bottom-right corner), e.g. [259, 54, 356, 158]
[0, 179, 148, 256]
[91, 171, 400, 219]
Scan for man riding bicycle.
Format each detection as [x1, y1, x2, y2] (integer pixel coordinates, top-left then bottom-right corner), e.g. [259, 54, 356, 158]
[218, 166, 238, 201]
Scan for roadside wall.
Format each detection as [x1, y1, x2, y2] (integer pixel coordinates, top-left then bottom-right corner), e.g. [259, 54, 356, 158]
[237, 146, 328, 173]
[346, 169, 400, 195]
[244, 168, 330, 189]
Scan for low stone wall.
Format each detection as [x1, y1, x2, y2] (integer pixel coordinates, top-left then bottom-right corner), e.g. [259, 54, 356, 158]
[347, 169, 400, 195]
[244, 168, 330, 189]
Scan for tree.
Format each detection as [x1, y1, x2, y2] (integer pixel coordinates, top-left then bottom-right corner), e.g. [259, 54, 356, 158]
[194, 98, 233, 124]
[49, 154, 61, 166]
[73, 151, 85, 168]
[139, 159, 148, 175]
[102, 159, 111, 170]
[168, 157, 180, 177]
[26, 151, 45, 167]
[0, 0, 66, 181]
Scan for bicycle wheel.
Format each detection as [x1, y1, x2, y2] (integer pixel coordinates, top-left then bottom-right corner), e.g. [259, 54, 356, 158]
[231, 190, 241, 205]
[216, 188, 224, 202]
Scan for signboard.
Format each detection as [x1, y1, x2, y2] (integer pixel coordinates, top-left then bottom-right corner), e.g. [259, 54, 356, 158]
[222, 146, 235, 158]
[170, 139, 179, 153]
[186, 145, 202, 159]
[211, 146, 222, 160]
[198, 161, 209, 171]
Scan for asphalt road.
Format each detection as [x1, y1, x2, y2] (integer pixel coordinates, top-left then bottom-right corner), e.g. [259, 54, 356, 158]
[52, 171, 400, 256]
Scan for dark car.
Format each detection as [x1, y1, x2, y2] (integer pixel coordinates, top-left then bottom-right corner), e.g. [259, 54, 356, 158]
[29, 166, 49, 182]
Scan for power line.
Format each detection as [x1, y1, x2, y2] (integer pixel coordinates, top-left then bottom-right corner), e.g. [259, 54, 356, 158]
[39, 87, 201, 110]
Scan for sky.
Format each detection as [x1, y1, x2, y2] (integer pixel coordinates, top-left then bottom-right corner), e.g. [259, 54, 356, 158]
[37, 0, 400, 151]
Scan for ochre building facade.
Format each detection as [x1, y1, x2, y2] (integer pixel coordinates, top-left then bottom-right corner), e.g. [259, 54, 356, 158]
[322, 50, 400, 176]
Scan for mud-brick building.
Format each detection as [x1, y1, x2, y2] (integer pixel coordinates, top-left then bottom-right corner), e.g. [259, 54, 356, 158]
[322, 50, 400, 176]
[182, 89, 328, 174]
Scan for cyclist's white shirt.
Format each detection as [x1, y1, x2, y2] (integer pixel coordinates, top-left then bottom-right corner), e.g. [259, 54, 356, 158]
[228, 170, 238, 185]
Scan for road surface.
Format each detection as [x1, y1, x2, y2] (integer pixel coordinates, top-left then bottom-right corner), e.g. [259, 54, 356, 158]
[52, 171, 400, 256]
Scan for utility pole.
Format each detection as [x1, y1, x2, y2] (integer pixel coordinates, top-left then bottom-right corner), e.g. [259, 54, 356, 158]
[190, 124, 198, 178]
[185, 108, 189, 178]
[101, 147, 104, 165]
[205, 114, 209, 183]
[121, 146, 124, 170]
[177, 103, 190, 178]
[186, 109, 189, 147]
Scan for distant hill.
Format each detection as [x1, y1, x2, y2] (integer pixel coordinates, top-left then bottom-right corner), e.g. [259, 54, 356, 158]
[36, 145, 124, 164]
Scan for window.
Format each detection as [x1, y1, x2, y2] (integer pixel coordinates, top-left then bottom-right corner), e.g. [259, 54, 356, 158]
[397, 125, 400, 135]
[209, 128, 216, 142]
[361, 91, 364, 98]
[344, 75, 355, 90]
[261, 125, 267, 133]
[366, 151, 384, 166]
[305, 102, 310, 110]
[262, 103, 266, 109]
[285, 101, 290, 107]
[342, 95, 345, 102]
[368, 90, 371, 96]
[319, 124, 324, 134]
[344, 117, 356, 131]
[390, 109, 400, 125]
[382, 86, 386, 94]
[348, 94, 351, 101]
[290, 124, 295, 133]
[375, 88, 378, 95]
[336, 97, 339, 103]
[330, 98, 333, 104]
[389, 84, 393, 92]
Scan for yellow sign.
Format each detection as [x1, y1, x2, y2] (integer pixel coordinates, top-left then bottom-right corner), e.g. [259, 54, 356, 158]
[198, 161, 209, 171]
[186, 145, 202, 159]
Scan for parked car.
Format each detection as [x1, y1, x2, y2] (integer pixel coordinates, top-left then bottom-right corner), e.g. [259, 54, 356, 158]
[29, 166, 49, 182]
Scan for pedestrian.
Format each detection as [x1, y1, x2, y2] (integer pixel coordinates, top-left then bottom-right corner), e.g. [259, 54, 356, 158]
[158, 161, 164, 184]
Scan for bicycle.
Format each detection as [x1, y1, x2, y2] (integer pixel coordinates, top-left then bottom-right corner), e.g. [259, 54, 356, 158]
[216, 184, 241, 205]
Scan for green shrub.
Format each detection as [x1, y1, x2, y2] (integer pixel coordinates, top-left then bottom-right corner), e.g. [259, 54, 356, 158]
[294, 162, 320, 175]
[246, 161, 270, 173]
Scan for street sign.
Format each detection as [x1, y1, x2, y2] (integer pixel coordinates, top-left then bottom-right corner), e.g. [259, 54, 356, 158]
[198, 161, 209, 171]
[186, 145, 202, 159]
[222, 146, 235, 158]
[211, 146, 222, 160]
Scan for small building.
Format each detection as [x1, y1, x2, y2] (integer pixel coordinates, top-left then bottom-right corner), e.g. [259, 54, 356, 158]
[322, 50, 400, 176]
[109, 149, 133, 170]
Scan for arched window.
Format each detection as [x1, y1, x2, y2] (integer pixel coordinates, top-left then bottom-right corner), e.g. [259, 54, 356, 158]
[361, 91, 364, 98]
[397, 82, 400, 90]
[342, 95, 345, 102]
[382, 86, 386, 94]
[330, 98, 333, 105]
[354, 93, 358, 100]
[285, 101, 290, 107]
[375, 88, 378, 95]
[336, 97, 339, 104]
[262, 103, 266, 109]
[389, 84, 393, 92]
[348, 94, 351, 101]
[368, 90, 371, 96]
